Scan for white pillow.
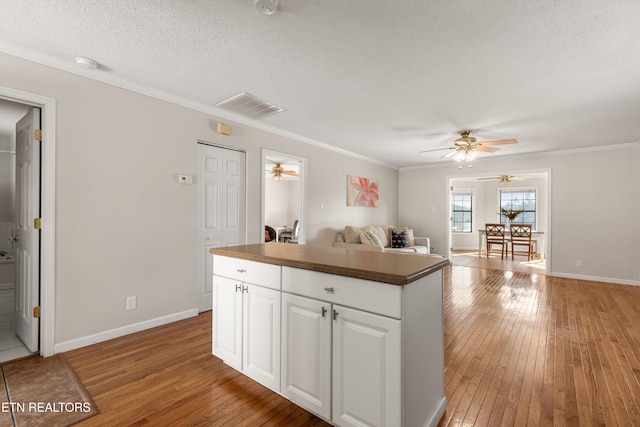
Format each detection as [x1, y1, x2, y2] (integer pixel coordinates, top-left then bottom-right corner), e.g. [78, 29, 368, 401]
[344, 226, 362, 243]
[360, 231, 382, 247]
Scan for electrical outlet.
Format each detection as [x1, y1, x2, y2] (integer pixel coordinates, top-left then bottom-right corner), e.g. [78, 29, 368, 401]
[576, 260, 583, 267]
[126, 296, 137, 311]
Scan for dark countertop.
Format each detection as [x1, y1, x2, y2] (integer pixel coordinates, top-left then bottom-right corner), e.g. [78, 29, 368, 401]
[210, 243, 450, 285]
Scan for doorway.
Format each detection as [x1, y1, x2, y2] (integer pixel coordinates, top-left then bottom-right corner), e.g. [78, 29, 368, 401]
[0, 86, 55, 359]
[196, 142, 246, 312]
[0, 99, 39, 362]
[446, 170, 551, 276]
[261, 149, 307, 245]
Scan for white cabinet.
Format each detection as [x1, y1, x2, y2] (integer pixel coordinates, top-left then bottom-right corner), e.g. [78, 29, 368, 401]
[282, 266, 445, 427]
[332, 305, 401, 427]
[281, 293, 401, 427]
[212, 256, 281, 392]
[281, 293, 332, 420]
[213, 254, 446, 427]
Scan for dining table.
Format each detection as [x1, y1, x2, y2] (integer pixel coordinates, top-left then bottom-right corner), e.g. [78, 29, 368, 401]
[478, 229, 544, 256]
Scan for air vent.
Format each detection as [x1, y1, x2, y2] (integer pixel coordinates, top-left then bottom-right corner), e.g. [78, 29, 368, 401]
[215, 92, 285, 119]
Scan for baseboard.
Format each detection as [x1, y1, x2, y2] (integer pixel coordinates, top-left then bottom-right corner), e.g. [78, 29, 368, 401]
[54, 308, 199, 354]
[426, 396, 448, 427]
[550, 272, 640, 287]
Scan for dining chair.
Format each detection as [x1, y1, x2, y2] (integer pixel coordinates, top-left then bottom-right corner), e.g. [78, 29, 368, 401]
[510, 224, 533, 261]
[279, 220, 298, 243]
[485, 223, 507, 259]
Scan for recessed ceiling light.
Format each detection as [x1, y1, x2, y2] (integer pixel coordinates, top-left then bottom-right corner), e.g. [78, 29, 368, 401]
[254, 0, 278, 15]
[75, 56, 98, 70]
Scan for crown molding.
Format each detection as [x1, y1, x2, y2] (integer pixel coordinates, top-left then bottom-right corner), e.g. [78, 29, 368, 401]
[0, 42, 397, 170]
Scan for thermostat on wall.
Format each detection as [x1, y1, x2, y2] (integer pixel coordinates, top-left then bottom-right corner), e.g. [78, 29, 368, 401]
[178, 174, 193, 184]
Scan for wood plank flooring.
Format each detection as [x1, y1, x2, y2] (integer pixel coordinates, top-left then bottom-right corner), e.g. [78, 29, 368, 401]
[59, 266, 640, 426]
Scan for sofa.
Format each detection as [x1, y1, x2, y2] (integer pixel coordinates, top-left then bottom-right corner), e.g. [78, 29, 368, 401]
[333, 225, 431, 254]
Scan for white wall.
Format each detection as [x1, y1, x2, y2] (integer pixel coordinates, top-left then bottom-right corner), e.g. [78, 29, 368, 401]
[0, 52, 399, 346]
[400, 146, 640, 285]
[264, 178, 299, 228]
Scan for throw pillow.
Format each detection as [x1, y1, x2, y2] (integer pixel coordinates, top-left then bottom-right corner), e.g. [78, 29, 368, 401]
[391, 229, 410, 248]
[371, 226, 389, 247]
[359, 231, 379, 246]
[360, 231, 382, 247]
[392, 227, 415, 246]
[344, 226, 362, 243]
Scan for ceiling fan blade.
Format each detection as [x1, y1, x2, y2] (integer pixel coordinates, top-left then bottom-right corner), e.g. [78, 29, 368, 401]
[419, 147, 452, 154]
[477, 176, 499, 181]
[283, 170, 299, 176]
[475, 146, 500, 153]
[442, 149, 458, 158]
[479, 139, 518, 146]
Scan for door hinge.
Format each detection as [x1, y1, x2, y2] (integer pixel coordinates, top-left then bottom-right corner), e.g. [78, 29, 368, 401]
[33, 306, 41, 318]
[34, 218, 42, 229]
[34, 129, 42, 141]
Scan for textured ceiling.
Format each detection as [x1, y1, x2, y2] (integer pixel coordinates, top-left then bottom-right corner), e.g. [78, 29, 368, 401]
[1, 0, 639, 168]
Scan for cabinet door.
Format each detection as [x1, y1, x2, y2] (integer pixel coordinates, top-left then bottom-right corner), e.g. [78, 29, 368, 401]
[332, 305, 402, 427]
[212, 275, 243, 370]
[281, 293, 331, 420]
[243, 284, 281, 391]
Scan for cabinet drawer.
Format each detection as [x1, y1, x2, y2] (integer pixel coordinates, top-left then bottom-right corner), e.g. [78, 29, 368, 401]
[213, 255, 281, 290]
[282, 267, 402, 319]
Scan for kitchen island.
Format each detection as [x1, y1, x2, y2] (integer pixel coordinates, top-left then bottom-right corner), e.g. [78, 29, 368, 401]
[210, 243, 449, 427]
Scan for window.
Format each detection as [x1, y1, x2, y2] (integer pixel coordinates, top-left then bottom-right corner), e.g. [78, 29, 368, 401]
[499, 189, 536, 229]
[452, 192, 473, 233]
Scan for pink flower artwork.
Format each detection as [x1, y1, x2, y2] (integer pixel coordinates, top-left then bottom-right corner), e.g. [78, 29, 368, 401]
[347, 175, 379, 207]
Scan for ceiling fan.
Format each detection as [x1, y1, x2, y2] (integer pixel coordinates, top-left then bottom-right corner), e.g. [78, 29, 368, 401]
[420, 130, 518, 161]
[267, 163, 299, 181]
[477, 175, 525, 184]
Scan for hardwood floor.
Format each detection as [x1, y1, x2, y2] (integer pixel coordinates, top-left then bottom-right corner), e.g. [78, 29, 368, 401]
[60, 266, 640, 426]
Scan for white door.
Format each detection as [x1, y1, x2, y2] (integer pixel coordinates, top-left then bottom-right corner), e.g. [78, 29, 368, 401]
[281, 293, 331, 420]
[197, 144, 246, 312]
[242, 283, 281, 392]
[332, 305, 402, 427]
[14, 107, 41, 353]
[211, 275, 243, 370]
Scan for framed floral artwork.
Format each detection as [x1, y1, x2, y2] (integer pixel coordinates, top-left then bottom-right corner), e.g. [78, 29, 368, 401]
[347, 175, 379, 207]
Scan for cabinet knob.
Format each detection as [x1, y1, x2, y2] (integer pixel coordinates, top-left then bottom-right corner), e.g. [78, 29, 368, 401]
[321, 307, 327, 318]
[236, 269, 247, 273]
[242, 285, 248, 293]
[324, 287, 334, 293]
[333, 310, 338, 320]
[235, 284, 241, 292]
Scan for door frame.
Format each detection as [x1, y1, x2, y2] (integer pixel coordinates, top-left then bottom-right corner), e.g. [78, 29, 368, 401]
[0, 86, 56, 357]
[261, 148, 307, 244]
[445, 168, 551, 276]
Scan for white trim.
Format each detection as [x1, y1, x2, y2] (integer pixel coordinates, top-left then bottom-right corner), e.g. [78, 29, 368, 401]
[54, 309, 199, 354]
[1, 42, 395, 169]
[550, 272, 639, 287]
[0, 85, 56, 357]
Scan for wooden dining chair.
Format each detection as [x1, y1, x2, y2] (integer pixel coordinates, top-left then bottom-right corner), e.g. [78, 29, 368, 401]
[485, 223, 507, 259]
[510, 224, 533, 261]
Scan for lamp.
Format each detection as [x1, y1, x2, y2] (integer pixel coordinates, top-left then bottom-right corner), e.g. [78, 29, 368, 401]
[254, 0, 278, 15]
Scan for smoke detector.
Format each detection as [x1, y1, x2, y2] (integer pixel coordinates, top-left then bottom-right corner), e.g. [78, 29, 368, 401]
[75, 56, 98, 70]
[254, 0, 278, 15]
